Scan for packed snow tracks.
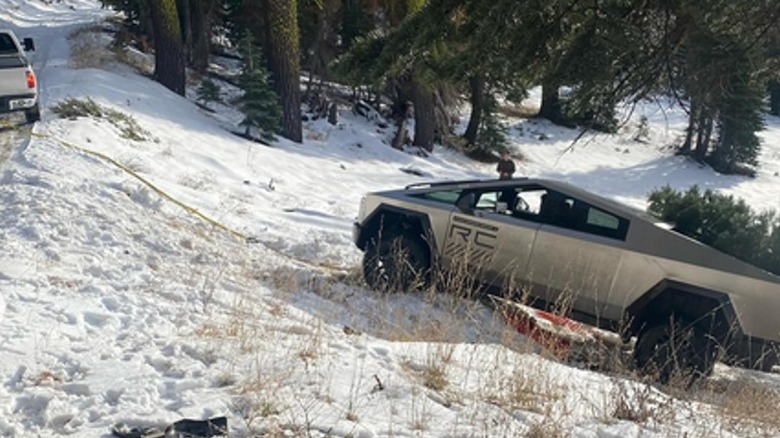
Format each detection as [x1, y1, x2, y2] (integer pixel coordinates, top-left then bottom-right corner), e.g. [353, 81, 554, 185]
[0, 118, 30, 169]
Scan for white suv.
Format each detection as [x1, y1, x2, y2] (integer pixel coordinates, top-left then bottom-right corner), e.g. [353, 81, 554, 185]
[0, 29, 40, 123]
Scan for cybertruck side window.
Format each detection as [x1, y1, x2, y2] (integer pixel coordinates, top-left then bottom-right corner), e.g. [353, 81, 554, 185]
[475, 191, 499, 210]
[411, 189, 462, 205]
[514, 188, 547, 215]
[530, 190, 629, 240]
[472, 188, 544, 215]
[581, 206, 628, 240]
[587, 208, 619, 230]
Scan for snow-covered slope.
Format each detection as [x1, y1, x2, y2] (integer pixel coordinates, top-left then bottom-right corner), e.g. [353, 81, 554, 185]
[2, 1, 780, 437]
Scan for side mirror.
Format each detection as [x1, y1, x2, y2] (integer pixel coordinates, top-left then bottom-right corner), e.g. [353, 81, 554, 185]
[22, 37, 35, 52]
[456, 193, 475, 212]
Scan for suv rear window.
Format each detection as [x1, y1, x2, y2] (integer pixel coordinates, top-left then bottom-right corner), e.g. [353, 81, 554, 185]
[0, 34, 16, 55]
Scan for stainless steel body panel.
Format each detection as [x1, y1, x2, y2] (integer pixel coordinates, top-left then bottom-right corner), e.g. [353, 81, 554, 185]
[354, 177, 780, 353]
[527, 225, 624, 320]
[443, 210, 541, 289]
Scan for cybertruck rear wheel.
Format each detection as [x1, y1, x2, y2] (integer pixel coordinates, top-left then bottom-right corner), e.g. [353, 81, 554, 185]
[634, 318, 717, 385]
[362, 233, 429, 292]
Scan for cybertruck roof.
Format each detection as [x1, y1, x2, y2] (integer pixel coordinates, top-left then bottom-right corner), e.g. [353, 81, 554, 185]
[398, 177, 656, 222]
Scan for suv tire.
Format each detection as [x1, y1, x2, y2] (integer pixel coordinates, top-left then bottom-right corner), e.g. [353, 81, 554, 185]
[634, 317, 717, 384]
[363, 233, 428, 292]
[25, 105, 41, 124]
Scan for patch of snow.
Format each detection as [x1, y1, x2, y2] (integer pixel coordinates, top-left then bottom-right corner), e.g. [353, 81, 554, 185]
[1, 1, 780, 437]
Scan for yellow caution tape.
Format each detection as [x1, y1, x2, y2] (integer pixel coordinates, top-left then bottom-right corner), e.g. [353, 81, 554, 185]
[0, 119, 20, 130]
[18, 128, 351, 273]
[29, 131, 248, 241]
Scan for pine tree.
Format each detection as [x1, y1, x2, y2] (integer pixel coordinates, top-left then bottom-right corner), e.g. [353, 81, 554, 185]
[196, 78, 222, 108]
[466, 95, 508, 161]
[238, 32, 282, 140]
[669, 2, 780, 174]
[331, 1, 454, 151]
[340, 0, 373, 50]
[708, 47, 765, 175]
[648, 185, 775, 273]
[223, 0, 264, 48]
[99, 0, 149, 35]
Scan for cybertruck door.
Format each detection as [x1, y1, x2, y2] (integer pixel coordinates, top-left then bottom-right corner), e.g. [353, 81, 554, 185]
[442, 189, 541, 293]
[525, 194, 627, 321]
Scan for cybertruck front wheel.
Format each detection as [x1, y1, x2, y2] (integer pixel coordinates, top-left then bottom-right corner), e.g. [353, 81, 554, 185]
[362, 233, 429, 292]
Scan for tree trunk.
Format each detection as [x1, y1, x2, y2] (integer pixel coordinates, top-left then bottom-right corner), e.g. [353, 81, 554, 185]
[264, 0, 303, 143]
[391, 102, 412, 150]
[327, 102, 338, 125]
[190, 0, 213, 73]
[411, 76, 435, 152]
[432, 89, 452, 144]
[539, 79, 563, 124]
[770, 81, 780, 116]
[463, 73, 486, 145]
[680, 100, 698, 154]
[694, 112, 712, 161]
[176, 0, 192, 64]
[389, 77, 412, 120]
[769, 24, 780, 115]
[702, 117, 714, 155]
[309, 0, 339, 80]
[148, 0, 186, 96]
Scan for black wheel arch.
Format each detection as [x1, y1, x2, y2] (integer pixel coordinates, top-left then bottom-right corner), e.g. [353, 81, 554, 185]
[356, 204, 436, 265]
[625, 279, 738, 346]
[627, 281, 780, 372]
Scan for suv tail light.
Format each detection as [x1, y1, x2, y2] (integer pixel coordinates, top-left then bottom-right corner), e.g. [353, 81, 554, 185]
[26, 71, 36, 89]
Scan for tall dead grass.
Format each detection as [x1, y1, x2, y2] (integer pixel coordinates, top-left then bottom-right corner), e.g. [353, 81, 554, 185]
[188, 220, 780, 437]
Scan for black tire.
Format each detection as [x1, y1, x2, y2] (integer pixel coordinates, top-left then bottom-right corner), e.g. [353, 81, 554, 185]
[634, 318, 717, 385]
[362, 233, 429, 292]
[25, 105, 41, 124]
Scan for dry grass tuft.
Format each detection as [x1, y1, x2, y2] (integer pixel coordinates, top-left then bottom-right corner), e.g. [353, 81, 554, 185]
[697, 376, 780, 436]
[422, 362, 448, 391]
[260, 265, 341, 300]
[481, 356, 567, 419]
[610, 379, 674, 425]
[403, 346, 453, 393]
[68, 25, 113, 69]
[506, 371, 564, 414]
[525, 420, 565, 438]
